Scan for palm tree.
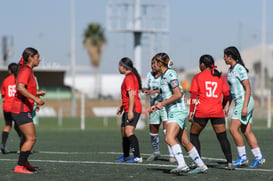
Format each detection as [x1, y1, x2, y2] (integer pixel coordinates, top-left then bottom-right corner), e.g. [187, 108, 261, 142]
[83, 23, 106, 98]
[83, 23, 106, 68]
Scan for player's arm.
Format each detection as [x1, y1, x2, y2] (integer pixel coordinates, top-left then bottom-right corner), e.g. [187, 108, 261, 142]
[127, 90, 136, 121]
[188, 91, 198, 122]
[241, 79, 251, 117]
[156, 85, 181, 110]
[16, 82, 44, 106]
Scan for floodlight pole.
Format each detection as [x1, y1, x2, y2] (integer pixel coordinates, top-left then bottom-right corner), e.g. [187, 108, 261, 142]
[134, 0, 142, 74]
[70, 0, 76, 117]
[260, 0, 266, 111]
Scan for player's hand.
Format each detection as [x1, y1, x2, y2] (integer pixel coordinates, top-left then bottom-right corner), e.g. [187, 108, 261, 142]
[116, 106, 123, 115]
[155, 102, 163, 110]
[35, 97, 45, 106]
[37, 90, 46, 97]
[149, 106, 158, 113]
[224, 106, 229, 117]
[241, 106, 248, 117]
[127, 111, 134, 121]
[188, 112, 194, 122]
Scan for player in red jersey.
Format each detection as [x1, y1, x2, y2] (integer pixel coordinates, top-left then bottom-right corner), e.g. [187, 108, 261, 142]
[115, 57, 143, 163]
[0, 63, 22, 154]
[188, 54, 234, 170]
[11, 47, 46, 174]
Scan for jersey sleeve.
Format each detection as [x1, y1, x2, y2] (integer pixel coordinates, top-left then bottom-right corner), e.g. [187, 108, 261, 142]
[17, 68, 31, 85]
[168, 70, 179, 89]
[221, 76, 230, 93]
[237, 65, 248, 81]
[143, 72, 150, 89]
[1, 80, 5, 96]
[189, 74, 198, 93]
[125, 74, 137, 91]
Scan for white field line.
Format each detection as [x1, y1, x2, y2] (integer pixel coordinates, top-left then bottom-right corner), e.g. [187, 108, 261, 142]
[1, 151, 272, 172]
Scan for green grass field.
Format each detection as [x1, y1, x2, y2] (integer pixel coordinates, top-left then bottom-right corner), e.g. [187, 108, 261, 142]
[0, 117, 272, 181]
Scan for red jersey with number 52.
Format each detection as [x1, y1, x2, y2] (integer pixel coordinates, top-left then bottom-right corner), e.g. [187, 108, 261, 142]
[12, 65, 37, 113]
[189, 70, 230, 118]
[1, 74, 16, 112]
[121, 72, 142, 113]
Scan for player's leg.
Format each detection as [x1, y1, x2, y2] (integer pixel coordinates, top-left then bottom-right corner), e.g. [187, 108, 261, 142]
[212, 118, 233, 170]
[241, 122, 265, 168]
[229, 119, 248, 166]
[1, 112, 13, 154]
[166, 122, 189, 173]
[179, 128, 208, 174]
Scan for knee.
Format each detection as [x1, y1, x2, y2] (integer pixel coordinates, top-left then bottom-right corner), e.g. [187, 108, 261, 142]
[26, 135, 37, 143]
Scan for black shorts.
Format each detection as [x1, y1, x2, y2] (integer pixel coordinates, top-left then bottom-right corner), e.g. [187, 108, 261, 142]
[121, 112, 141, 128]
[3, 111, 13, 123]
[11, 112, 33, 126]
[193, 117, 226, 127]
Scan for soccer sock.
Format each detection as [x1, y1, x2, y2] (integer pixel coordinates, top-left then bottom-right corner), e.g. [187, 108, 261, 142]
[150, 133, 160, 154]
[122, 137, 130, 157]
[171, 144, 186, 167]
[237, 146, 247, 159]
[190, 133, 201, 156]
[128, 135, 140, 158]
[1, 131, 9, 146]
[18, 151, 31, 166]
[251, 147, 262, 160]
[216, 131, 233, 163]
[188, 146, 205, 167]
[163, 129, 174, 157]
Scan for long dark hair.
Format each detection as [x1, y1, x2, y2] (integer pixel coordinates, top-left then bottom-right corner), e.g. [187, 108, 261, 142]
[154, 52, 170, 67]
[14, 47, 39, 78]
[200, 54, 222, 78]
[8, 63, 18, 75]
[119, 57, 142, 90]
[224, 46, 248, 72]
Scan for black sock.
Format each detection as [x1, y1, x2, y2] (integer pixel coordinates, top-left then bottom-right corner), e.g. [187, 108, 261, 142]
[18, 151, 31, 166]
[1, 131, 9, 146]
[190, 133, 201, 156]
[128, 135, 140, 158]
[122, 137, 130, 157]
[216, 131, 232, 163]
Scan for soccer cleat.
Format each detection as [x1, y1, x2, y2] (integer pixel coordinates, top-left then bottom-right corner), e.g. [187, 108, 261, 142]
[169, 157, 176, 163]
[25, 161, 37, 171]
[189, 161, 197, 169]
[115, 155, 130, 163]
[0, 144, 8, 154]
[170, 165, 190, 174]
[233, 156, 248, 167]
[14, 165, 33, 174]
[188, 165, 208, 174]
[225, 163, 235, 170]
[249, 157, 265, 168]
[146, 153, 160, 161]
[125, 156, 143, 163]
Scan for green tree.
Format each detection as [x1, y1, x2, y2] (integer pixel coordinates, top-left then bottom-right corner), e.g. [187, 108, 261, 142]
[83, 23, 106, 98]
[83, 23, 106, 68]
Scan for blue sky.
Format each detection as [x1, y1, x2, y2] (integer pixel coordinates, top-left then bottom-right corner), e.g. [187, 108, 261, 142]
[0, 0, 272, 75]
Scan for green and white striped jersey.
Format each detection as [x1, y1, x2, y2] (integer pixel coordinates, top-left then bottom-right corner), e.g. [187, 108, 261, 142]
[160, 69, 188, 113]
[143, 72, 162, 106]
[227, 63, 252, 103]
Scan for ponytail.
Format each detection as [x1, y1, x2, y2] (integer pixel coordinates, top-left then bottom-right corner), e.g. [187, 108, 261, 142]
[224, 46, 248, 72]
[200, 54, 222, 78]
[119, 57, 142, 90]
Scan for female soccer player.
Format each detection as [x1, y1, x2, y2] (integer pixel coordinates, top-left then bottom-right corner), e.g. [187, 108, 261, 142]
[1, 63, 22, 154]
[188, 54, 233, 170]
[115, 57, 142, 163]
[12, 47, 46, 174]
[151, 52, 207, 174]
[223, 46, 265, 168]
[143, 57, 175, 162]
